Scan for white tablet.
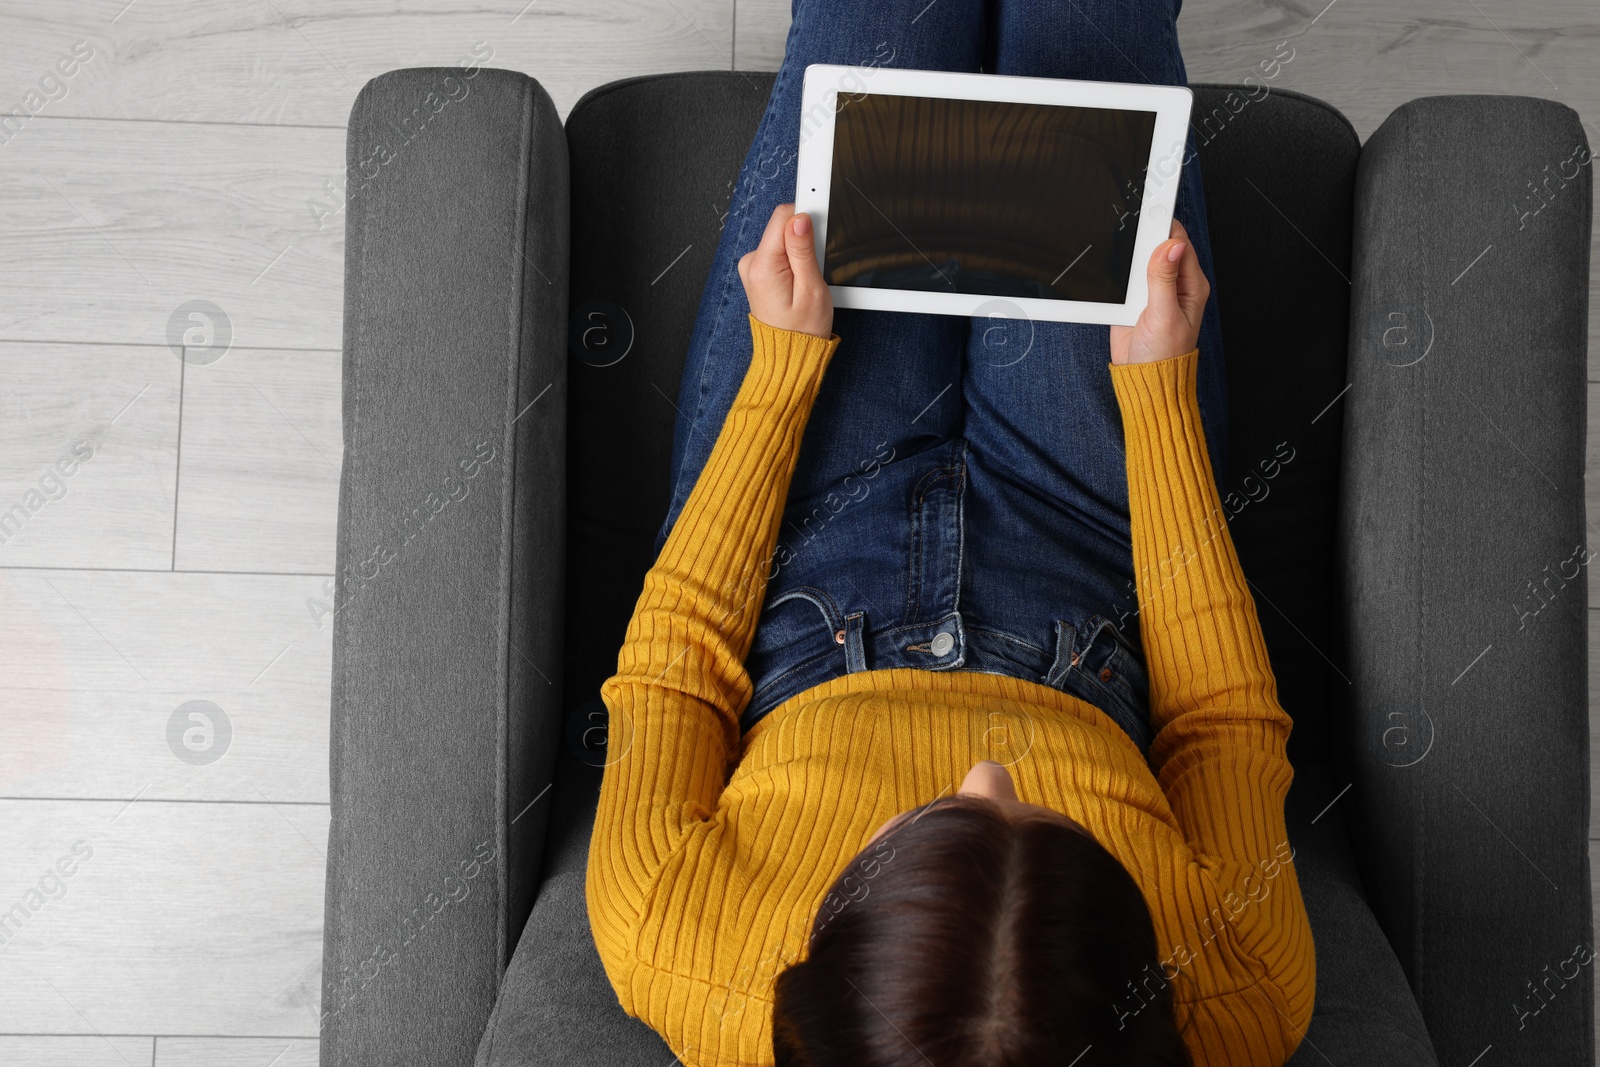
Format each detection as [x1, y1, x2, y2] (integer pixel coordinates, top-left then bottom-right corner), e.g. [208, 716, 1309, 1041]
[794, 64, 1194, 327]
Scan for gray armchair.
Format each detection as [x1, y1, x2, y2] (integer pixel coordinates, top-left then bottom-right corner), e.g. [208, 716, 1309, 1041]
[318, 67, 1594, 1066]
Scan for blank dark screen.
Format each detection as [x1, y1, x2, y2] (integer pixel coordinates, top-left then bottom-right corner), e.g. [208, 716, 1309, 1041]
[823, 91, 1158, 303]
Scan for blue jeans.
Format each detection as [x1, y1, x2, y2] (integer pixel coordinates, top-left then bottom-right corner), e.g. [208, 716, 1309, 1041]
[654, 0, 1229, 754]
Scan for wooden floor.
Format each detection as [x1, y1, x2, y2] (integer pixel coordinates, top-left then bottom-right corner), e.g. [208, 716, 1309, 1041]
[0, 0, 1594, 1063]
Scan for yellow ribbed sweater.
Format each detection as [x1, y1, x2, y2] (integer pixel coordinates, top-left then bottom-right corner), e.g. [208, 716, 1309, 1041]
[587, 314, 1315, 1067]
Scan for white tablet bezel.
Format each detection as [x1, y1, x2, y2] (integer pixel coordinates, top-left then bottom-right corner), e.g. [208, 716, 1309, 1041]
[793, 63, 1194, 327]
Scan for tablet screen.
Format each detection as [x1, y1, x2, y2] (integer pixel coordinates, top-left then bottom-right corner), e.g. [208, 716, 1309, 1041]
[822, 92, 1158, 304]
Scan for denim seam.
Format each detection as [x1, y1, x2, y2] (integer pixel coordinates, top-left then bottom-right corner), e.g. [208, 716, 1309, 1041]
[765, 584, 845, 632]
[1042, 651, 1149, 751]
[749, 583, 845, 706]
[1048, 616, 1147, 724]
[953, 437, 969, 619]
[1105, 613, 1144, 658]
[875, 613, 958, 642]
[964, 625, 1051, 661]
[1089, 642, 1142, 708]
[908, 447, 966, 627]
[905, 454, 963, 623]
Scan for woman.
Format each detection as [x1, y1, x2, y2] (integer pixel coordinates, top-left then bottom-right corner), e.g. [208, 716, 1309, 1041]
[585, 0, 1315, 1064]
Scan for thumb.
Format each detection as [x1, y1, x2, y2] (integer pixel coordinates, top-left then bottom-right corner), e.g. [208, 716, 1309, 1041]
[785, 213, 820, 282]
[1145, 238, 1184, 321]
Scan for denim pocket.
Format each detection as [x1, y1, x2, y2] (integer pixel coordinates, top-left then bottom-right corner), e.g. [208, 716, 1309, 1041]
[1090, 644, 1154, 751]
[1048, 616, 1155, 753]
[748, 587, 842, 658]
[744, 588, 846, 727]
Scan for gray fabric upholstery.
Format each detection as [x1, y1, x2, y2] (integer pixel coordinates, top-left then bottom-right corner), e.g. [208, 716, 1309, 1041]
[562, 70, 780, 716]
[1282, 761, 1438, 1065]
[320, 67, 569, 1067]
[1191, 86, 1358, 774]
[1338, 94, 1594, 1066]
[473, 754, 667, 1067]
[322, 67, 1593, 1067]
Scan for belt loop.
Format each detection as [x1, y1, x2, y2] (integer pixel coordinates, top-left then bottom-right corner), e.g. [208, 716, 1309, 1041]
[1046, 620, 1078, 688]
[844, 611, 867, 673]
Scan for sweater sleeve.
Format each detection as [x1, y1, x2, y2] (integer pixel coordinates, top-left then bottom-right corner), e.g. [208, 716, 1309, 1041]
[586, 314, 841, 1012]
[1108, 350, 1315, 1064]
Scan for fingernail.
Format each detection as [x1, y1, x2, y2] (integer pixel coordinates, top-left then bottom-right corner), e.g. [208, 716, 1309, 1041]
[792, 214, 811, 236]
[1166, 241, 1186, 263]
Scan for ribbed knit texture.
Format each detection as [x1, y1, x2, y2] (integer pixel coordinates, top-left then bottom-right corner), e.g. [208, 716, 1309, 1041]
[587, 314, 1315, 1067]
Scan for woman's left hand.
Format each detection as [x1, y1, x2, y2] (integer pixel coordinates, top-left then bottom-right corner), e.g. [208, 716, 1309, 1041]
[738, 203, 835, 339]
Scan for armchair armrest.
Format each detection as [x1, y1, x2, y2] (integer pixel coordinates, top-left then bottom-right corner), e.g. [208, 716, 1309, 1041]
[319, 67, 569, 1066]
[1339, 93, 1592, 1066]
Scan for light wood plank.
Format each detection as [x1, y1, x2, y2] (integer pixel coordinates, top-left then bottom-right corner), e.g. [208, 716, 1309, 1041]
[0, 117, 344, 350]
[0, 570, 332, 804]
[157, 1037, 317, 1066]
[175, 349, 340, 574]
[1177, 0, 1600, 142]
[0, 0, 735, 126]
[0, 1036, 154, 1066]
[0, 343, 180, 569]
[734, 0, 1600, 139]
[0, 798, 326, 1036]
[733, 0, 789, 71]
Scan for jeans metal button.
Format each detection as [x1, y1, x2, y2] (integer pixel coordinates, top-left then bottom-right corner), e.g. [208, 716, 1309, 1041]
[930, 631, 954, 657]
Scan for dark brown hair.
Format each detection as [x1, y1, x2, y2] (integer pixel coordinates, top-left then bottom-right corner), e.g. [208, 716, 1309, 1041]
[772, 795, 1193, 1067]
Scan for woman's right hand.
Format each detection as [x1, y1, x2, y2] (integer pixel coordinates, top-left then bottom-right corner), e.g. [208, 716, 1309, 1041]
[1109, 218, 1210, 366]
